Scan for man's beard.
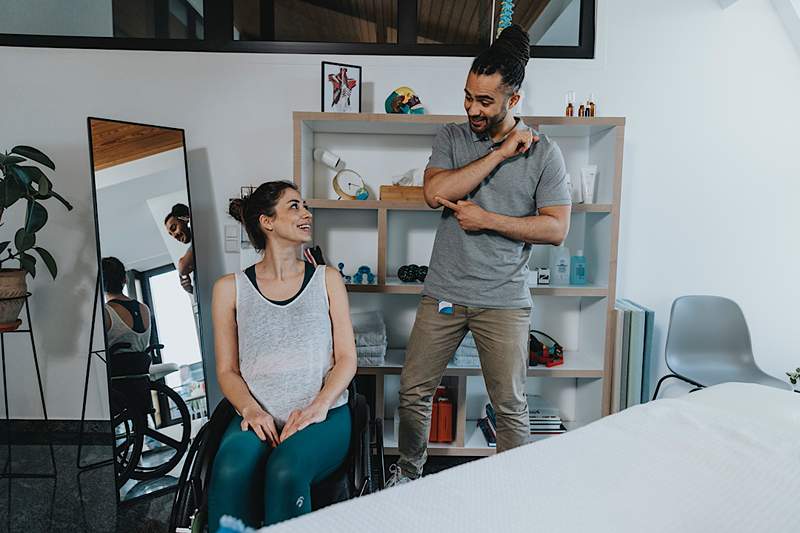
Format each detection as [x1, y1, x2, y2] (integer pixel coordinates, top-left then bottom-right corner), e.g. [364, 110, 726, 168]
[469, 106, 508, 135]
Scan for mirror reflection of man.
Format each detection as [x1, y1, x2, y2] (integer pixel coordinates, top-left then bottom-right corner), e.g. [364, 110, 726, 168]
[164, 203, 195, 294]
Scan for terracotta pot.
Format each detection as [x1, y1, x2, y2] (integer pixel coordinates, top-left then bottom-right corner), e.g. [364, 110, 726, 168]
[0, 269, 27, 329]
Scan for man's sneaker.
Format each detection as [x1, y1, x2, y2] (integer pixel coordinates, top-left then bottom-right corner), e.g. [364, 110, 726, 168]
[384, 464, 412, 488]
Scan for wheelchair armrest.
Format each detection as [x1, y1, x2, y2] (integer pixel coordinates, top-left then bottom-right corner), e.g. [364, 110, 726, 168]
[149, 362, 180, 381]
[146, 344, 165, 354]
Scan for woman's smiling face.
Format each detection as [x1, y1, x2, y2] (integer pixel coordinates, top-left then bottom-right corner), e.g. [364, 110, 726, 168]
[261, 187, 313, 245]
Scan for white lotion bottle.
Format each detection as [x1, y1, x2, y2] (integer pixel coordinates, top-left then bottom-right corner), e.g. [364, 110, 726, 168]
[550, 244, 571, 285]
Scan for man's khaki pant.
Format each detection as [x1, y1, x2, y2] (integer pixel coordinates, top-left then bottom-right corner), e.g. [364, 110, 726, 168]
[397, 296, 531, 477]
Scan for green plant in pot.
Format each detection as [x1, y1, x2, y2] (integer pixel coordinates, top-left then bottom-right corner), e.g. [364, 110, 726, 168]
[0, 146, 73, 330]
[787, 368, 800, 392]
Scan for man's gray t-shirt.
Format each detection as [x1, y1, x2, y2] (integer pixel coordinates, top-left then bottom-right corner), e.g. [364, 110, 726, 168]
[422, 119, 571, 309]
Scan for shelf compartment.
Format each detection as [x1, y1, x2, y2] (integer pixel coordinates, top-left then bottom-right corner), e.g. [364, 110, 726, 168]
[295, 112, 624, 139]
[357, 350, 604, 379]
[531, 285, 608, 297]
[346, 280, 608, 297]
[307, 199, 611, 214]
[384, 419, 584, 457]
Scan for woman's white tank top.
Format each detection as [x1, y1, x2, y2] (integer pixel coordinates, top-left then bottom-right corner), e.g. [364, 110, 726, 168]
[106, 303, 151, 353]
[235, 265, 348, 427]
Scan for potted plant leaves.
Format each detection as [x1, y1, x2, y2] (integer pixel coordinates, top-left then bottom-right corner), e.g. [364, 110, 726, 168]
[0, 146, 73, 330]
[787, 368, 800, 393]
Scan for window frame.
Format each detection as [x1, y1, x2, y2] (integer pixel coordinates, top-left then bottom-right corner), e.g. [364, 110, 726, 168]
[0, 0, 595, 58]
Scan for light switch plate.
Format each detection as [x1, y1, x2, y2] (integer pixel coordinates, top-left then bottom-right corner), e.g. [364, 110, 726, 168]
[224, 224, 239, 239]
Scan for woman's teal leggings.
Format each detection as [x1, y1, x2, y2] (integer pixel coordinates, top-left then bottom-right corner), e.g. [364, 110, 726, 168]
[208, 404, 351, 530]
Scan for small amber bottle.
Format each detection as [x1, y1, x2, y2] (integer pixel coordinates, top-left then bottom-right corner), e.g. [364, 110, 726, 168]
[588, 93, 596, 117]
[578, 104, 585, 117]
[565, 91, 575, 117]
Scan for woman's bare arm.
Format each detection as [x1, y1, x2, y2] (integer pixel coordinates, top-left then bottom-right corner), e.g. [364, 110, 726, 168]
[212, 274, 279, 444]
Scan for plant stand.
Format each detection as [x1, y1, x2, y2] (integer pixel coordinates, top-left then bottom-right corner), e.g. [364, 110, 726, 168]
[0, 293, 57, 479]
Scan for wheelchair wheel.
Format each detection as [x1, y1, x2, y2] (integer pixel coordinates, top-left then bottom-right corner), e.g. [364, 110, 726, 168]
[130, 381, 191, 480]
[170, 399, 237, 533]
[169, 423, 207, 531]
[370, 417, 385, 492]
[111, 388, 145, 489]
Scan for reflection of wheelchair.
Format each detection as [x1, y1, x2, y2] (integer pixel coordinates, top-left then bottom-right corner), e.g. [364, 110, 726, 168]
[109, 342, 192, 488]
[169, 382, 385, 532]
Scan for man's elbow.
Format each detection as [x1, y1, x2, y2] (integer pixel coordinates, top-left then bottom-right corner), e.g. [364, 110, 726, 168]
[546, 219, 570, 246]
[422, 184, 441, 209]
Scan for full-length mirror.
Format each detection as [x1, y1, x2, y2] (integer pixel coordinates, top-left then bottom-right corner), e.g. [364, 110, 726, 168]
[87, 117, 208, 503]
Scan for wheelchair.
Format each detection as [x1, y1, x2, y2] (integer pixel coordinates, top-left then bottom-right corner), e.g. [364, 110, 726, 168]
[109, 342, 193, 488]
[168, 382, 385, 532]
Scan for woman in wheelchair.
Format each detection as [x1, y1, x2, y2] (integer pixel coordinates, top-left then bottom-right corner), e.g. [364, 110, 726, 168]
[210, 180, 357, 530]
[102, 256, 151, 350]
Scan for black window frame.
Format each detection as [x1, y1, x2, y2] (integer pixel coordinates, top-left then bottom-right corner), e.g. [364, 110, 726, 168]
[0, 0, 595, 59]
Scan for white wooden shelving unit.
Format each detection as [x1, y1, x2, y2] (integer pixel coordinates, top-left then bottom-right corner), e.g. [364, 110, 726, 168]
[294, 112, 625, 457]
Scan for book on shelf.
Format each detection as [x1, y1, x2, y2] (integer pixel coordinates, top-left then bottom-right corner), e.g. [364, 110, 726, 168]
[621, 299, 656, 403]
[614, 299, 656, 410]
[530, 424, 567, 435]
[611, 308, 625, 413]
[477, 417, 496, 448]
[485, 403, 497, 428]
[528, 395, 561, 420]
[530, 422, 563, 429]
[486, 399, 566, 437]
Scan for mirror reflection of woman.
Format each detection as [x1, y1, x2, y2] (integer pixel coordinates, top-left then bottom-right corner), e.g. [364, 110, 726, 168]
[163, 203, 195, 294]
[209, 181, 357, 529]
[101, 256, 151, 352]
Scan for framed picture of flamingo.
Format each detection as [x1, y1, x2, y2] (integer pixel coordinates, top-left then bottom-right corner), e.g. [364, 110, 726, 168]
[321, 61, 362, 113]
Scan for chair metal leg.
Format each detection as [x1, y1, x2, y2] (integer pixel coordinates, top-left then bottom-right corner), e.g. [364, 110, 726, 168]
[652, 374, 705, 401]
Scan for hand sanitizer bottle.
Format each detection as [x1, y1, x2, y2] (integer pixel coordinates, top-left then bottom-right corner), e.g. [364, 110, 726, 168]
[570, 250, 587, 285]
[550, 244, 571, 285]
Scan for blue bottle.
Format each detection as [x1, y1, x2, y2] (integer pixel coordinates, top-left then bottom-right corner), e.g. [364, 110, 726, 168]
[570, 249, 587, 285]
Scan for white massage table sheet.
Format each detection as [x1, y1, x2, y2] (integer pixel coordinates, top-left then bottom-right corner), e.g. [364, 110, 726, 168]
[265, 383, 799, 532]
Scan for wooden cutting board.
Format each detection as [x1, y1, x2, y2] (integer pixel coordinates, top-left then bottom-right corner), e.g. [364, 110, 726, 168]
[380, 185, 424, 202]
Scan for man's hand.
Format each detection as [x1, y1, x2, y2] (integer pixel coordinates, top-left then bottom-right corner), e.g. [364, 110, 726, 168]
[436, 197, 491, 232]
[279, 401, 329, 443]
[494, 128, 536, 160]
[180, 274, 194, 294]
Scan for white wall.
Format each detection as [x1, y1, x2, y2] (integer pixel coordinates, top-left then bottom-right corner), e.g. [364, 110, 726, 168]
[96, 153, 188, 272]
[0, 0, 799, 419]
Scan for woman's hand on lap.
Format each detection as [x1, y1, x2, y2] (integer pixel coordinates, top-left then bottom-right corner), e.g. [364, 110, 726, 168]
[241, 404, 279, 446]
[279, 402, 329, 443]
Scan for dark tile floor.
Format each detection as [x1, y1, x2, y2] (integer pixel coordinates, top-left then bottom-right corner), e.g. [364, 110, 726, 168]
[0, 445, 475, 532]
[0, 444, 174, 532]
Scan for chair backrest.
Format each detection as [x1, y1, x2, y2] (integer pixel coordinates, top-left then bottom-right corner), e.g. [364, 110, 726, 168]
[665, 295, 761, 386]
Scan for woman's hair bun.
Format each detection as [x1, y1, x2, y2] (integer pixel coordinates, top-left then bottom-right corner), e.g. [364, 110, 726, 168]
[228, 197, 246, 223]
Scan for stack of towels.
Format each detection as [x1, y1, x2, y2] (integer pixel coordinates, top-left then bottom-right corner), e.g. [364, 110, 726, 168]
[452, 331, 480, 367]
[352, 311, 388, 365]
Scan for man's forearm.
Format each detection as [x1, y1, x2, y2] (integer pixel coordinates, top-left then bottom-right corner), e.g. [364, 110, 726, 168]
[485, 212, 567, 245]
[424, 150, 505, 207]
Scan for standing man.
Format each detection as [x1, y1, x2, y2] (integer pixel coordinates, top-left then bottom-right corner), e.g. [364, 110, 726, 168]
[387, 25, 571, 486]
